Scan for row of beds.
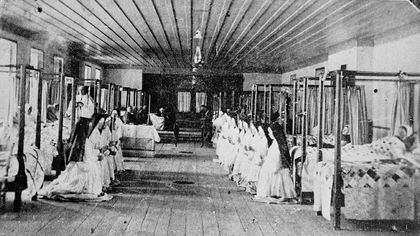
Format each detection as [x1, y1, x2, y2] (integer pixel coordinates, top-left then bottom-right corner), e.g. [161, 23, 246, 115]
[287, 133, 420, 221]
[1, 118, 72, 205]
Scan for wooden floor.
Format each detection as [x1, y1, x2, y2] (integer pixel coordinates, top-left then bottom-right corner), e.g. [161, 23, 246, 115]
[1, 143, 419, 236]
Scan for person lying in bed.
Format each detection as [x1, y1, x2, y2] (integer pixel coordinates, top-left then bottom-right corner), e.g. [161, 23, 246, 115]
[308, 125, 351, 148]
[396, 124, 417, 151]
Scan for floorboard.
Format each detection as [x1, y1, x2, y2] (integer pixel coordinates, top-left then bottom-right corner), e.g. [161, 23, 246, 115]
[1, 142, 419, 236]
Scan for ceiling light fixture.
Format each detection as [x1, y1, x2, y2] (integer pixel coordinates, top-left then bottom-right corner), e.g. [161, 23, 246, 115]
[193, 30, 203, 39]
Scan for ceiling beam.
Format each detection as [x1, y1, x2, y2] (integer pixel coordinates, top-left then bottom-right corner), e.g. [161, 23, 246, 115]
[232, 0, 338, 67]
[2, 6, 114, 64]
[269, 1, 374, 60]
[204, 0, 233, 66]
[52, 0, 145, 65]
[131, 0, 172, 67]
[212, 0, 252, 61]
[197, 0, 213, 57]
[150, 0, 181, 68]
[28, 0, 135, 64]
[220, 0, 273, 61]
[228, 0, 316, 67]
[75, 0, 151, 66]
[189, 0, 193, 64]
[94, 0, 158, 67]
[113, 0, 167, 67]
[166, 0, 189, 67]
[17, 0, 129, 64]
[264, 0, 359, 57]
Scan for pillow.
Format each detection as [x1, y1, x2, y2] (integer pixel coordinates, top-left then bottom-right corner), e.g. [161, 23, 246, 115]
[371, 136, 406, 158]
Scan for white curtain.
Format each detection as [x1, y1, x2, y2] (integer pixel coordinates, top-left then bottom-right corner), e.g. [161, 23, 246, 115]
[177, 92, 191, 112]
[101, 88, 108, 111]
[344, 86, 369, 145]
[195, 92, 207, 113]
[0, 38, 17, 126]
[391, 82, 413, 135]
[109, 88, 115, 111]
[130, 91, 135, 107]
[121, 90, 127, 108]
[28, 74, 39, 112]
[41, 80, 48, 122]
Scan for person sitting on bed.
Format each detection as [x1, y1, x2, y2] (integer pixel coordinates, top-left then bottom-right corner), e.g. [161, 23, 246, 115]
[137, 105, 148, 125]
[396, 124, 416, 151]
[309, 125, 351, 148]
[341, 125, 351, 146]
[156, 107, 166, 117]
[124, 106, 136, 124]
[46, 105, 58, 123]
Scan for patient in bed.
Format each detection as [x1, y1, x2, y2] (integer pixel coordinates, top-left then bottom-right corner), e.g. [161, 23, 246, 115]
[396, 124, 417, 151]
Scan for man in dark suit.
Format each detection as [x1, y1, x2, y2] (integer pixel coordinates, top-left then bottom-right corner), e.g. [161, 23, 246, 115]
[200, 105, 213, 147]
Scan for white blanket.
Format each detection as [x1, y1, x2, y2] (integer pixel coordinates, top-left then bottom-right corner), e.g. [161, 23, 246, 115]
[122, 124, 160, 142]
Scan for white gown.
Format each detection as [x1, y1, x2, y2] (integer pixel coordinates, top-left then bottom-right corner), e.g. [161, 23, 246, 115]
[217, 123, 230, 165]
[110, 118, 124, 171]
[232, 128, 246, 177]
[238, 130, 254, 183]
[102, 126, 115, 181]
[96, 128, 111, 188]
[257, 139, 296, 199]
[247, 129, 267, 183]
[39, 132, 103, 200]
[224, 126, 240, 171]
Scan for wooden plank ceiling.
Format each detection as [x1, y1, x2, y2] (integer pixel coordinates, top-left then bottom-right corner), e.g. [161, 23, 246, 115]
[0, 0, 419, 73]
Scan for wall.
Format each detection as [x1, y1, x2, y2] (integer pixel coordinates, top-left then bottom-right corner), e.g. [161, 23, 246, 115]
[242, 73, 284, 91]
[103, 69, 143, 90]
[281, 62, 327, 82]
[277, 31, 420, 138]
[0, 29, 71, 74]
[142, 73, 243, 115]
[327, 40, 358, 71]
[0, 29, 104, 79]
[78, 61, 102, 80]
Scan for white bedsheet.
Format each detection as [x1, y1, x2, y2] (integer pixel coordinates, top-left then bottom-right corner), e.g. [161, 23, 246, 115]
[122, 124, 160, 142]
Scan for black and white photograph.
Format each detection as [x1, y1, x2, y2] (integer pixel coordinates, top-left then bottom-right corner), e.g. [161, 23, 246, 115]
[1, 0, 420, 235]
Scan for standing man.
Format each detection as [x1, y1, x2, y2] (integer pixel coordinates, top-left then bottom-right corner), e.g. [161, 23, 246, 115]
[137, 105, 148, 124]
[200, 105, 213, 147]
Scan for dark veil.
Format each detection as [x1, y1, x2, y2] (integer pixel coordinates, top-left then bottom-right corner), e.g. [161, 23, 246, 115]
[66, 114, 104, 163]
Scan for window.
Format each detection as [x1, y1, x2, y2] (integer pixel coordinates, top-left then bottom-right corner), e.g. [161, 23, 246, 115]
[121, 89, 127, 108]
[177, 92, 191, 112]
[195, 92, 207, 113]
[315, 67, 325, 78]
[290, 74, 296, 84]
[95, 68, 101, 80]
[53, 56, 64, 74]
[30, 48, 44, 69]
[0, 38, 17, 125]
[84, 65, 92, 79]
[28, 48, 44, 111]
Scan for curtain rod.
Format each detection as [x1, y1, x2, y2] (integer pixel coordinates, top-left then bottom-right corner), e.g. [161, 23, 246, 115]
[341, 70, 420, 77]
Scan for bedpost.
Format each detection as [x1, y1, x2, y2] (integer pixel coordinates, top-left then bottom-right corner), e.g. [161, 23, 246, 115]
[317, 74, 325, 162]
[71, 80, 76, 128]
[35, 70, 42, 148]
[254, 85, 258, 122]
[15, 64, 27, 211]
[300, 77, 308, 204]
[333, 70, 343, 230]
[292, 79, 298, 146]
[58, 72, 65, 169]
